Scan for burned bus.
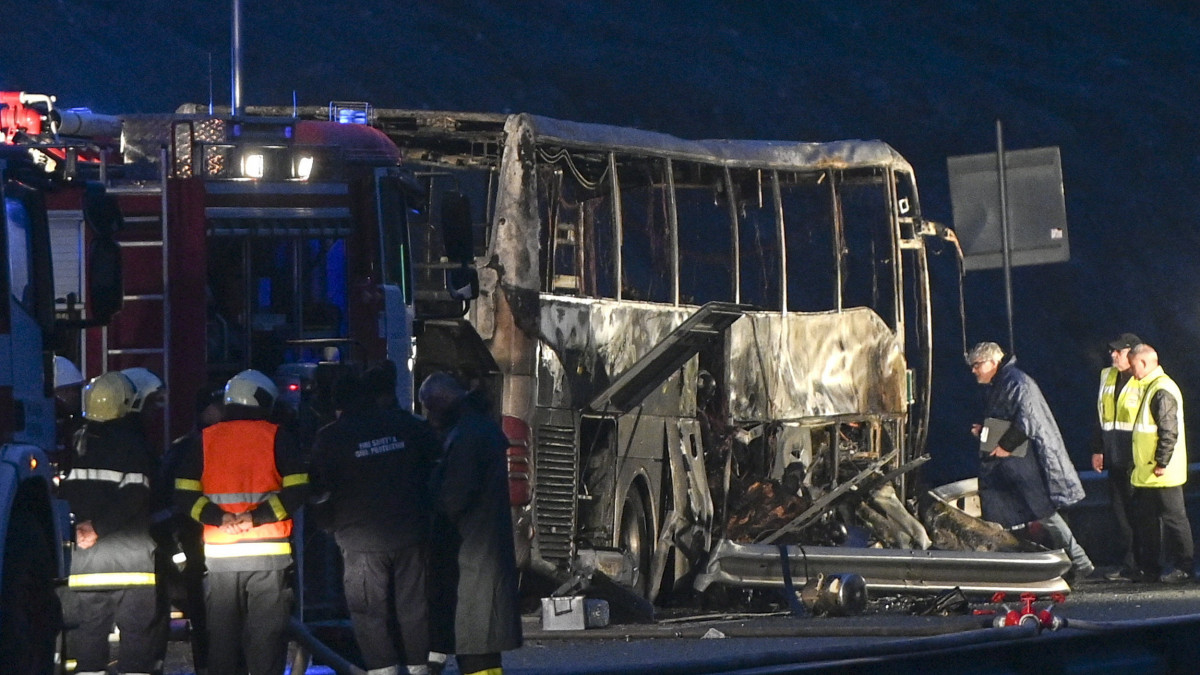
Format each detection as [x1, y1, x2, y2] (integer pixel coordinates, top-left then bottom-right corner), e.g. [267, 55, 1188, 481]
[360, 110, 990, 600]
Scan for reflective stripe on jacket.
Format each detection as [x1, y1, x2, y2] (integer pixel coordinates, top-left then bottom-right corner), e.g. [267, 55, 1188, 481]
[1131, 368, 1188, 488]
[200, 419, 293, 558]
[68, 571, 156, 589]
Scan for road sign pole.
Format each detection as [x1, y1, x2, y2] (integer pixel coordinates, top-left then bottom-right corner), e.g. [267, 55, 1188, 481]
[995, 119, 1015, 355]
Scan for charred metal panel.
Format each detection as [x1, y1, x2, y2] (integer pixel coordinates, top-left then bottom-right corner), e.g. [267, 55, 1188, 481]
[491, 115, 542, 323]
[588, 303, 746, 414]
[537, 296, 696, 413]
[536, 298, 905, 426]
[728, 308, 906, 423]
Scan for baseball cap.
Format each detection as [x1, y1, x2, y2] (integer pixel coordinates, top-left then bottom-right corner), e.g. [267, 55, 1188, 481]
[1108, 333, 1142, 350]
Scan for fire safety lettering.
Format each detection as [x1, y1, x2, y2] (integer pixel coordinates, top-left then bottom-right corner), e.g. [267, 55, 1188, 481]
[354, 436, 406, 458]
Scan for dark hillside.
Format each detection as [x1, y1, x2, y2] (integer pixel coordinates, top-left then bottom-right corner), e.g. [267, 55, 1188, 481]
[5, 1, 1200, 483]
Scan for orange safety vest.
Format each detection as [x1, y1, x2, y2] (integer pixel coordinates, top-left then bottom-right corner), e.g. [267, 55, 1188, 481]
[200, 419, 293, 560]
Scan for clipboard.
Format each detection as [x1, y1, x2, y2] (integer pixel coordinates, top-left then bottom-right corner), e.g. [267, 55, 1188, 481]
[979, 417, 1028, 458]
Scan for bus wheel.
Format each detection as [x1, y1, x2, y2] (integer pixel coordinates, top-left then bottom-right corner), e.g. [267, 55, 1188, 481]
[619, 488, 652, 598]
[0, 495, 61, 675]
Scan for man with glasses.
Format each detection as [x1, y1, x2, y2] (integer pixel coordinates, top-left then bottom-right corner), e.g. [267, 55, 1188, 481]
[968, 341, 1096, 580]
[1091, 333, 1144, 581]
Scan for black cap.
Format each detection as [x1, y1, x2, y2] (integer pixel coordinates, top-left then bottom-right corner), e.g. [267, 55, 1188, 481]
[1108, 333, 1142, 350]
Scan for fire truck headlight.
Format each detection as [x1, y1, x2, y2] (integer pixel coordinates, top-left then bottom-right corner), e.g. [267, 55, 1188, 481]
[242, 152, 265, 179]
[295, 155, 314, 180]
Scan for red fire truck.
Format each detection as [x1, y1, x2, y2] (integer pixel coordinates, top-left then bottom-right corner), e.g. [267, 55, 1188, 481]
[43, 100, 484, 625]
[3, 91, 476, 661]
[51, 104, 433, 450]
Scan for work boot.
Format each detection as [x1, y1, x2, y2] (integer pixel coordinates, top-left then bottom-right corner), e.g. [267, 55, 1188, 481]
[1160, 569, 1192, 584]
[1104, 567, 1136, 582]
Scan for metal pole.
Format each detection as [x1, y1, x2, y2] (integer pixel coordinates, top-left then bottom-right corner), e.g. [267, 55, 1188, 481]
[995, 119, 1015, 354]
[231, 0, 243, 116]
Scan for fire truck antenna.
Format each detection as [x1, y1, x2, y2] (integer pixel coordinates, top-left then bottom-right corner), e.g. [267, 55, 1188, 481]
[231, 0, 243, 116]
[208, 52, 214, 115]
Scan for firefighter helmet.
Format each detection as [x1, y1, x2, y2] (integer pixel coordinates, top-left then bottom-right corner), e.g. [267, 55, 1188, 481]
[82, 372, 135, 422]
[224, 369, 278, 409]
[122, 367, 164, 413]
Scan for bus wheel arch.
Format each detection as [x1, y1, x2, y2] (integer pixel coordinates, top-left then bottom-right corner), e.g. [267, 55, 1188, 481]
[616, 477, 654, 599]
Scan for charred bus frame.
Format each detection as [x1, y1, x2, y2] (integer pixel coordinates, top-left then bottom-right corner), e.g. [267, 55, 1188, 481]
[364, 110, 939, 599]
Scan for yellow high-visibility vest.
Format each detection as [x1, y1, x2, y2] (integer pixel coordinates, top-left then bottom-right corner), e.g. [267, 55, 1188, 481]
[1131, 367, 1188, 488]
[1097, 367, 1144, 432]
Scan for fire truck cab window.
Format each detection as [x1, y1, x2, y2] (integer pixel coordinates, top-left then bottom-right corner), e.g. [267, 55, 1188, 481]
[409, 167, 496, 314]
[618, 157, 672, 303]
[675, 161, 733, 305]
[208, 235, 348, 374]
[731, 169, 781, 310]
[5, 198, 33, 310]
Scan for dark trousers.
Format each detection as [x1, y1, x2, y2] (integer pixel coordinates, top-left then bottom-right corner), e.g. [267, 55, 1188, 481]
[1132, 485, 1195, 577]
[153, 518, 208, 670]
[457, 652, 502, 674]
[343, 546, 430, 669]
[206, 568, 293, 675]
[179, 526, 209, 670]
[1108, 464, 1138, 569]
[63, 586, 163, 674]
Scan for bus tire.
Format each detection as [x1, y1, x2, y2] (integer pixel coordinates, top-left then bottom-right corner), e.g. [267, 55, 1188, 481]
[0, 489, 61, 675]
[619, 487, 652, 598]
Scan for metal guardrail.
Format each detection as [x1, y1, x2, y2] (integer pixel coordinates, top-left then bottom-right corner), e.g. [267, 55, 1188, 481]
[695, 539, 1073, 597]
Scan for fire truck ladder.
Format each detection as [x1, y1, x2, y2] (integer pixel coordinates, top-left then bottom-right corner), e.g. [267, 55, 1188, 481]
[99, 151, 171, 443]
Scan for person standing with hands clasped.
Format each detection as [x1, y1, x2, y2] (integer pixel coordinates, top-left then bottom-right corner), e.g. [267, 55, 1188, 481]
[311, 362, 441, 675]
[174, 370, 309, 675]
[419, 372, 522, 675]
[1128, 344, 1194, 584]
[967, 341, 1097, 580]
[59, 372, 164, 675]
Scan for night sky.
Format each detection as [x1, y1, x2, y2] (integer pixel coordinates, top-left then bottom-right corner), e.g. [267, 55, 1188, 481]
[6, 0, 1199, 485]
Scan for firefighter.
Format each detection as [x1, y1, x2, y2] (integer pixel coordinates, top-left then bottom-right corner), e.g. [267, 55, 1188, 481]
[59, 371, 165, 675]
[174, 369, 309, 675]
[310, 362, 440, 675]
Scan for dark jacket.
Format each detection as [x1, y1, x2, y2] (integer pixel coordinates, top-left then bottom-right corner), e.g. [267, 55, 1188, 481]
[310, 403, 439, 551]
[1149, 388, 1181, 469]
[978, 356, 1086, 528]
[429, 395, 522, 655]
[60, 418, 157, 587]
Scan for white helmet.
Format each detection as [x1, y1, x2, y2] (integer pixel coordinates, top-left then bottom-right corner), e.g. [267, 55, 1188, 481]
[224, 369, 278, 409]
[122, 367, 164, 413]
[82, 372, 135, 422]
[54, 356, 84, 389]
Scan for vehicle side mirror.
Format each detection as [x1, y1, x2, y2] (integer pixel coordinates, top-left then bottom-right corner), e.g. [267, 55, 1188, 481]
[82, 182, 123, 323]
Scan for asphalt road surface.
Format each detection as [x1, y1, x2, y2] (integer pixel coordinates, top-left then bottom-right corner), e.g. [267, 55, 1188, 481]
[153, 577, 1200, 675]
